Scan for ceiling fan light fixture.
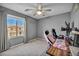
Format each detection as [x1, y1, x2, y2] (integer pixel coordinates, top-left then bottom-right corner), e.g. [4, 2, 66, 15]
[36, 11, 42, 15]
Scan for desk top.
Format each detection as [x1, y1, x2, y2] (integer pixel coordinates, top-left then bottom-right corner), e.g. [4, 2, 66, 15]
[53, 39, 67, 50]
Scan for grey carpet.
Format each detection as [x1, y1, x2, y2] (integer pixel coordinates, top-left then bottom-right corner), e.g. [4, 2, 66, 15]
[0, 38, 49, 56]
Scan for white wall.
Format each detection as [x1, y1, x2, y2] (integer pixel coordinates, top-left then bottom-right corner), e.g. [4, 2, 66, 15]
[37, 13, 71, 38]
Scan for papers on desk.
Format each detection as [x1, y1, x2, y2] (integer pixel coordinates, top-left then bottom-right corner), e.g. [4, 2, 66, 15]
[53, 39, 67, 50]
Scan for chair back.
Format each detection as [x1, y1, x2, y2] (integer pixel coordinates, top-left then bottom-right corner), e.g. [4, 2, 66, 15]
[43, 31, 52, 45]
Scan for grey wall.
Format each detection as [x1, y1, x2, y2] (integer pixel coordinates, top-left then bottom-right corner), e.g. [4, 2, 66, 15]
[37, 13, 71, 38]
[70, 4, 79, 28]
[27, 17, 37, 40]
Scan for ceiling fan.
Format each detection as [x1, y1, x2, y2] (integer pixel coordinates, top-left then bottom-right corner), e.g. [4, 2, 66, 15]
[25, 3, 52, 16]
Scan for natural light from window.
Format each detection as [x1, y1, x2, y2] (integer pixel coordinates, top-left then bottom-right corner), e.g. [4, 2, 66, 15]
[7, 14, 26, 39]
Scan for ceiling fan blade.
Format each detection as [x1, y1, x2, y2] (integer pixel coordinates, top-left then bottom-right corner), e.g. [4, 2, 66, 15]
[33, 13, 36, 16]
[25, 9, 34, 11]
[44, 9, 52, 11]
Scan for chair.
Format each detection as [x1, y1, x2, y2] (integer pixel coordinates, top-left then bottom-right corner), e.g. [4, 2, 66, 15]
[43, 31, 55, 46]
[52, 29, 58, 38]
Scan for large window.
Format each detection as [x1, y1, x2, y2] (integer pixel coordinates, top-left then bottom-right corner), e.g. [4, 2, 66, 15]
[7, 14, 25, 39]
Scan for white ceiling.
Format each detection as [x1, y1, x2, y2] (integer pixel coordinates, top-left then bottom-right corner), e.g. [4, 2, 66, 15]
[0, 3, 73, 19]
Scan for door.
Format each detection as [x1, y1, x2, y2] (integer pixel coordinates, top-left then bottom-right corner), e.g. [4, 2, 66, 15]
[7, 14, 26, 47]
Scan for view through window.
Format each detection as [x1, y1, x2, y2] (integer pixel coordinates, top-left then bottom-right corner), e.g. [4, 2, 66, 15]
[7, 14, 25, 39]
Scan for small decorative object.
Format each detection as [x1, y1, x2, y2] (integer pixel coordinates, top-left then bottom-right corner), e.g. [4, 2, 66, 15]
[61, 21, 72, 36]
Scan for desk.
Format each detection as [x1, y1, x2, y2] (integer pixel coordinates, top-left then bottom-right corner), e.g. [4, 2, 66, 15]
[47, 46, 69, 56]
[47, 39, 70, 56]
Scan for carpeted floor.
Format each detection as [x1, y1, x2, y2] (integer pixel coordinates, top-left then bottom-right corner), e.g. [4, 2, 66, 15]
[0, 38, 49, 56]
